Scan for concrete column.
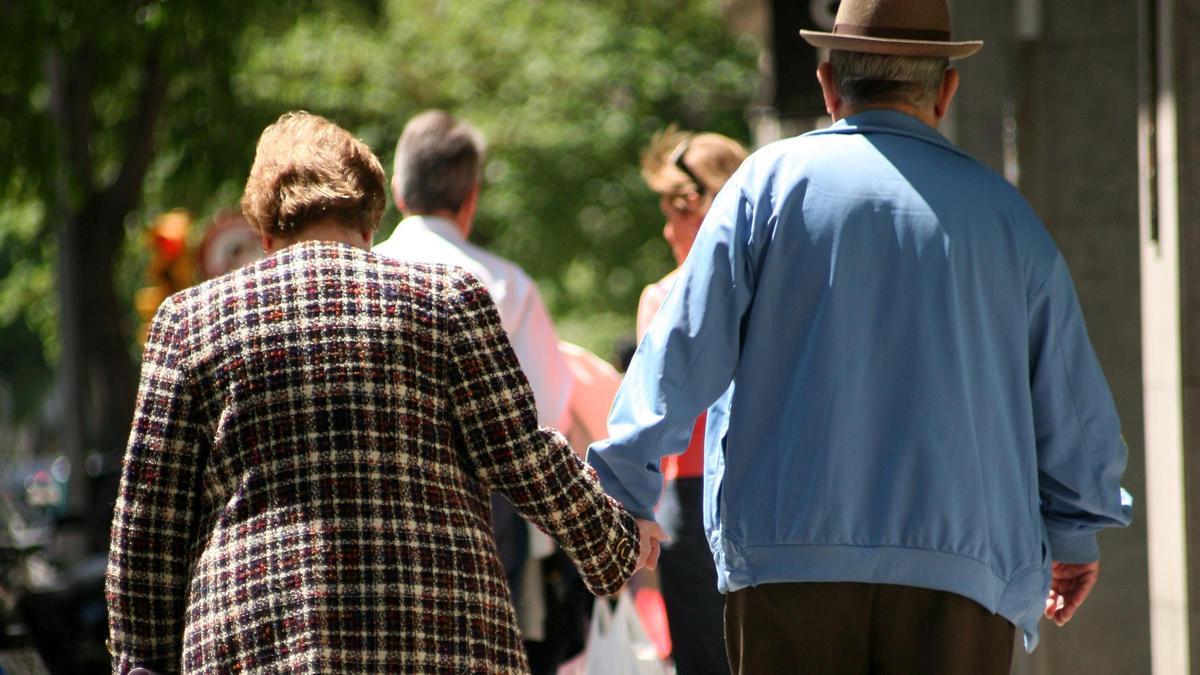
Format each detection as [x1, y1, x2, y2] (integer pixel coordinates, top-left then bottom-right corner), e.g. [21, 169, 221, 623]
[1006, 0, 1151, 673]
[1170, 0, 1200, 671]
[1139, 0, 1189, 664]
[949, 0, 1014, 175]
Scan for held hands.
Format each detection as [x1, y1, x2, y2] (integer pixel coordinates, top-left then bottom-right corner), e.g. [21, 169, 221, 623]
[1044, 560, 1100, 626]
[635, 519, 669, 572]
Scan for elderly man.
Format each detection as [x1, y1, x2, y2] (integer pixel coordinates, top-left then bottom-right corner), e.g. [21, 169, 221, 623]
[588, 0, 1132, 673]
[375, 110, 641, 674]
[376, 111, 573, 434]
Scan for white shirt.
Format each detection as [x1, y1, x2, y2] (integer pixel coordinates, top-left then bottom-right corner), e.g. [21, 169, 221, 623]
[375, 215, 573, 431]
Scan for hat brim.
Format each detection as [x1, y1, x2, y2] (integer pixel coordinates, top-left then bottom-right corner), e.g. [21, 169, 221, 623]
[799, 29, 982, 60]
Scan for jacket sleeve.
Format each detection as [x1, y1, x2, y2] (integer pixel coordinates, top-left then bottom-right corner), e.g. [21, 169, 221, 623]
[588, 180, 758, 520]
[444, 270, 639, 596]
[1028, 254, 1133, 562]
[106, 297, 208, 674]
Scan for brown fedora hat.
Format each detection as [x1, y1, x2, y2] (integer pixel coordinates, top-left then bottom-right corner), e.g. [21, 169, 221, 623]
[800, 0, 982, 60]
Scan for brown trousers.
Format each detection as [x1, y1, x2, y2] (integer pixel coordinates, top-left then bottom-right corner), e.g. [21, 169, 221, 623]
[724, 582, 1014, 675]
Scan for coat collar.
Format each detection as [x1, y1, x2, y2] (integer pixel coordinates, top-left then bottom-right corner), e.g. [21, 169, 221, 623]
[805, 109, 970, 160]
[393, 214, 466, 244]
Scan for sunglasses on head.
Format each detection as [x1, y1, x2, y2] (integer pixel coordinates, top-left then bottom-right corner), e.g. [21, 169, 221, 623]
[669, 139, 707, 199]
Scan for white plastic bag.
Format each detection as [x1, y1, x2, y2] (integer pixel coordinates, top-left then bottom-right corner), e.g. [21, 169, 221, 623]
[575, 593, 669, 675]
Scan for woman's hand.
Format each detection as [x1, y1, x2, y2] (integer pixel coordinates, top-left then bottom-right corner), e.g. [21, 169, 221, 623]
[635, 519, 670, 571]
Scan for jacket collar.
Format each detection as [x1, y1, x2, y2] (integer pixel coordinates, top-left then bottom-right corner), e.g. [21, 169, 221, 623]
[806, 109, 970, 159]
[393, 214, 466, 244]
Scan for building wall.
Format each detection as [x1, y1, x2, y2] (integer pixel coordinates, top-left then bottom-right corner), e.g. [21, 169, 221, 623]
[1040, 6, 1145, 673]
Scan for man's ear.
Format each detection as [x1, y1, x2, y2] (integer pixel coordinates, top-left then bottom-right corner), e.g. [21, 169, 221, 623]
[934, 68, 960, 120]
[816, 62, 843, 120]
[467, 182, 481, 210]
[460, 182, 481, 222]
[392, 175, 407, 213]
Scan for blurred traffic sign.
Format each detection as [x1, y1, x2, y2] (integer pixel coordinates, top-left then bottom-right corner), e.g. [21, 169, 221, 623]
[198, 209, 263, 280]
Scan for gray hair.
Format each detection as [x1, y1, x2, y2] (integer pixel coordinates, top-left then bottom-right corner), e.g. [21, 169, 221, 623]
[829, 50, 949, 110]
[393, 110, 486, 214]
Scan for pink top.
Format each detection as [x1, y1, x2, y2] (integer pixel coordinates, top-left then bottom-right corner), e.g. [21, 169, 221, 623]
[637, 272, 705, 481]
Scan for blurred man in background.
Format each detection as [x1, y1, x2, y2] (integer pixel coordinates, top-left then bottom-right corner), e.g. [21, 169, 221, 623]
[375, 110, 582, 674]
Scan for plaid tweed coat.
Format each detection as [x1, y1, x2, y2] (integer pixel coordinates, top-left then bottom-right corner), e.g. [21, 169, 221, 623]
[106, 240, 640, 674]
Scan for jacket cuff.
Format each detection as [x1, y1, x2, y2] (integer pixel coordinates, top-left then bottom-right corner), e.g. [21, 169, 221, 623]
[1047, 528, 1100, 563]
[588, 508, 640, 597]
[586, 449, 657, 521]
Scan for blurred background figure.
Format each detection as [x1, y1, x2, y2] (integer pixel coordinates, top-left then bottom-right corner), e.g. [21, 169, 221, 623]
[106, 111, 645, 673]
[558, 341, 623, 456]
[196, 209, 264, 281]
[637, 127, 747, 675]
[133, 210, 194, 344]
[374, 110, 585, 674]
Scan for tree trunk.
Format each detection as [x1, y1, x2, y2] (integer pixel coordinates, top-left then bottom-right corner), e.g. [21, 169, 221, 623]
[49, 44, 165, 549]
[54, 183, 88, 517]
[60, 196, 140, 551]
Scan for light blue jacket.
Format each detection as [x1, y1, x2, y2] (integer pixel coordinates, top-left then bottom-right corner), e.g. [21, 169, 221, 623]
[588, 110, 1132, 649]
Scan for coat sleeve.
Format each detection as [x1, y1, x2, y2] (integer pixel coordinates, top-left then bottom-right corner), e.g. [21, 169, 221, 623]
[444, 270, 639, 596]
[106, 297, 208, 674]
[1028, 254, 1133, 562]
[588, 180, 757, 520]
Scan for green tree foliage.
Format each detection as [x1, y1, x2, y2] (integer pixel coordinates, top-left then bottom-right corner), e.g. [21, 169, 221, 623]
[0, 0, 349, 490]
[0, 0, 757, 465]
[0, 188, 55, 423]
[238, 0, 759, 355]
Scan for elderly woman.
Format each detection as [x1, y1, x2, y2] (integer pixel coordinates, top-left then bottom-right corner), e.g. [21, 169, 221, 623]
[106, 112, 658, 674]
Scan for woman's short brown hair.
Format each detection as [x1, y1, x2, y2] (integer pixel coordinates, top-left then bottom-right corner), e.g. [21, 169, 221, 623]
[240, 111, 387, 238]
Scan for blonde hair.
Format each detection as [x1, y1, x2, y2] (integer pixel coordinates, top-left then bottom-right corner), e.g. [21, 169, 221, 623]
[241, 111, 387, 237]
[641, 125, 749, 198]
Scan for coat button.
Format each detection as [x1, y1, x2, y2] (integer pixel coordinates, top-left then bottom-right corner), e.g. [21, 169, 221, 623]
[616, 537, 634, 560]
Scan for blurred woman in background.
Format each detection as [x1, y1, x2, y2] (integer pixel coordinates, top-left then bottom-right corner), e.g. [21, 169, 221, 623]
[637, 127, 748, 675]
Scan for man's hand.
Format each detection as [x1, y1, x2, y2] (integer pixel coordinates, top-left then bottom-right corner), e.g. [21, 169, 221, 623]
[1044, 560, 1100, 626]
[635, 519, 669, 571]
